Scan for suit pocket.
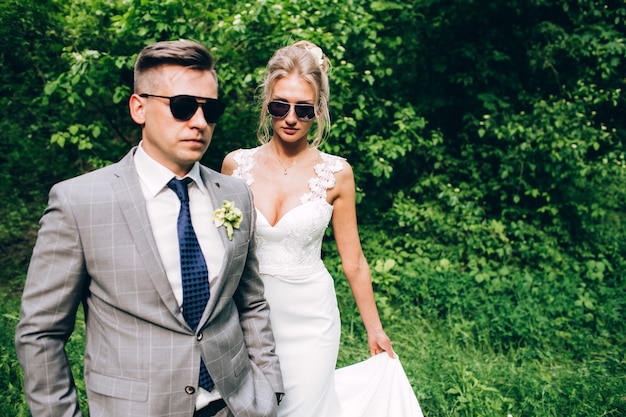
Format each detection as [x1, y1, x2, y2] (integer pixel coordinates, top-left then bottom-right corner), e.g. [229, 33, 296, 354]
[88, 371, 149, 401]
[232, 342, 251, 377]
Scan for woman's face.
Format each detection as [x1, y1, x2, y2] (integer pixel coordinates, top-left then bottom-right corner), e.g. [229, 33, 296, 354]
[269, 73, 316, 144]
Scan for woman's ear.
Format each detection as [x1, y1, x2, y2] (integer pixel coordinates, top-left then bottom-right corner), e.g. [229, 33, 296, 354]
[129, 93, 146, 125]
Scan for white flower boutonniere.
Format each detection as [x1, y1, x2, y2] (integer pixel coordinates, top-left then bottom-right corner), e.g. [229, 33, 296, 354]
[212, 200, 243, 240]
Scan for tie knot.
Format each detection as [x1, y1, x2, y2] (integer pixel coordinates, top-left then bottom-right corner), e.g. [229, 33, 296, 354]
[167, 177, 193, 203]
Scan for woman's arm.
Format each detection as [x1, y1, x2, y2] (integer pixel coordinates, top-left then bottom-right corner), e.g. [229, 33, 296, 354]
[330, 161, 394, 357]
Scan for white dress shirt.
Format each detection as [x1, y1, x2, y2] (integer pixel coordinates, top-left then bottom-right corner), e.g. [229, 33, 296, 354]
[134, 142, 224, 407]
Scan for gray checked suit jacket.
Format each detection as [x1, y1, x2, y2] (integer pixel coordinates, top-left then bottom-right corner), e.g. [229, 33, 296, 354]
[15, 148, 283, 417]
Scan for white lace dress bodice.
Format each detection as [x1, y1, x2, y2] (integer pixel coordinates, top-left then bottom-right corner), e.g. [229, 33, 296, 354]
[233, 148, 343, 277]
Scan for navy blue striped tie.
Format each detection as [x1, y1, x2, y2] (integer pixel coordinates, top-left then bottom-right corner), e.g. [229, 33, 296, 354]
[168, 178, 214, 391]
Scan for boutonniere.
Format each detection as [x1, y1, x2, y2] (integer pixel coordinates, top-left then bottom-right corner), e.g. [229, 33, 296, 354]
[212, 200, 243, 240]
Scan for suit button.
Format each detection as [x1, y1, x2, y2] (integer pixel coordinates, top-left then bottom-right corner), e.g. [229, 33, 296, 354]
[185, 386, 196, 395]
[197, 332, 203, 341]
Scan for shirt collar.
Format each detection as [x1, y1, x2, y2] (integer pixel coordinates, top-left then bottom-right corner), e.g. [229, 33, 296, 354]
[134, 142, 208, 197]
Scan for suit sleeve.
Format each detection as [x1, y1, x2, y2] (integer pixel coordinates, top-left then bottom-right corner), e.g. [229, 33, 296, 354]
[15, 183, 85, 417]
[232, 186, 284, 393]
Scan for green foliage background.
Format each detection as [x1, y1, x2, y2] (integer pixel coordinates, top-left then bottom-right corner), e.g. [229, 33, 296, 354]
[1, 0, 625, 415]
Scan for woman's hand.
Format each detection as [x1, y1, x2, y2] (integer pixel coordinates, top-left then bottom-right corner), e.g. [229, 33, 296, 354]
[368, 328, 395, 358]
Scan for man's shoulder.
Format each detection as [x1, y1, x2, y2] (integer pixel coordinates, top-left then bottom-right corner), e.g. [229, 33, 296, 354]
[200, 164, 248, 190]
[53, 150, 135, 192]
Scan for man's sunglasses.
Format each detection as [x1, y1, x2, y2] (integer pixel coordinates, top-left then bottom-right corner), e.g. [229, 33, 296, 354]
[267, 101, 316, 121]
[139, 94, 226, 123]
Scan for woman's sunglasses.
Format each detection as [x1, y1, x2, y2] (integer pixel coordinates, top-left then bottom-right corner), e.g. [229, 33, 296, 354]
[139, 94, 226, 123]
[267, 101, 316, 121]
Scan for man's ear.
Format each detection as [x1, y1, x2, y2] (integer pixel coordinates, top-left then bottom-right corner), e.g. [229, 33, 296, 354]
[129, 93, 146, 125]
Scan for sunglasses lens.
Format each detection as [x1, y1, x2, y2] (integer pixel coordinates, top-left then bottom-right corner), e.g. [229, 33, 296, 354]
[201, 99, 226, 123]
[169, 96, 225, 123]
[294, 104, 315, 121]
[268, 101, 291, 118]
[268, 101, 316, 121]
[169, 96, 199, 121]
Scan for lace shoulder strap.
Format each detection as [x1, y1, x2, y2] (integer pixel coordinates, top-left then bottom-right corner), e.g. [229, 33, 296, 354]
[232, 148, 258, 186]
[301, 152, 345, 204]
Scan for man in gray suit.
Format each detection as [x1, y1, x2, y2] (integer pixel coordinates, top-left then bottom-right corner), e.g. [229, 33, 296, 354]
[15, 40, 283, 417]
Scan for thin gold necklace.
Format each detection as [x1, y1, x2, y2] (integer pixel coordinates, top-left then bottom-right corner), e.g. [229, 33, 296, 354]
[270, 146, 302, 175]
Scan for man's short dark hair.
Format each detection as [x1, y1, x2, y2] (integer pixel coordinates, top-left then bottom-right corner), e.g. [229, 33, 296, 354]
[134, 40, 216, 92]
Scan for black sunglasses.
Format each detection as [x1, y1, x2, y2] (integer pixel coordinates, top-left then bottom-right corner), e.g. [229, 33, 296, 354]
[139, 94, 226, 123]
[267, 101, 316, 121]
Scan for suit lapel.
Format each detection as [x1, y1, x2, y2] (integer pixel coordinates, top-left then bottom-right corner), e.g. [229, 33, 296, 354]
[202, 168, 232, 247]
[199, 167, 234, 323]
[111, 151, 184, 323]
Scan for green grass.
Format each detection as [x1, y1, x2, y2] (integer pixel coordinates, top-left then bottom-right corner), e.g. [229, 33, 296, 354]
[338, 316, 626, 416]
[1, 296, 29, 417]
[335, 279, 626, 417]
[3, 272, 625, 416]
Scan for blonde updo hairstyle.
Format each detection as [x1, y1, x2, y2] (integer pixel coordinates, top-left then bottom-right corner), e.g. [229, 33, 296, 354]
[257, 40, 331, 148]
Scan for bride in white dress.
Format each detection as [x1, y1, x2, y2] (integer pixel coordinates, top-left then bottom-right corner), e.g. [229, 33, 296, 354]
[222, 41, 423, 417]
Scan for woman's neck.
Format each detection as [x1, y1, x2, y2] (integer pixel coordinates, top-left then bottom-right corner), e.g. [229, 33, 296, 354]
[269, 138, 310, 158]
